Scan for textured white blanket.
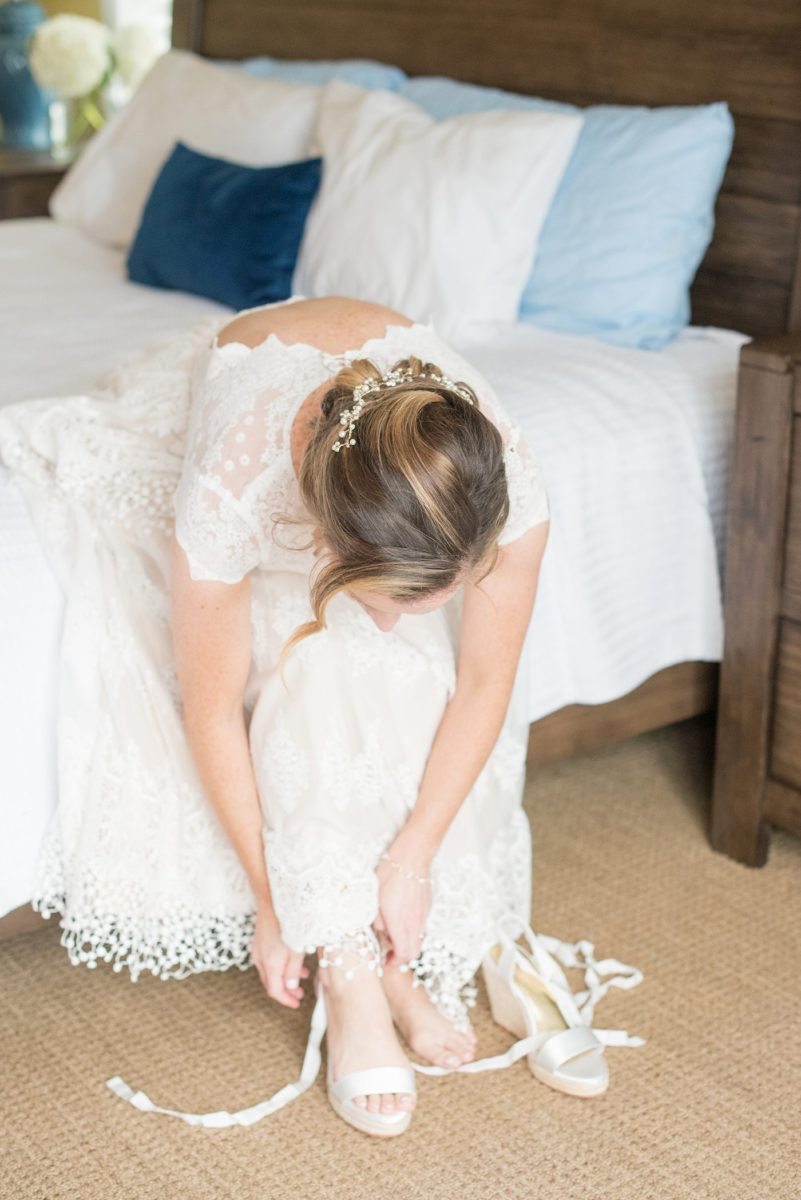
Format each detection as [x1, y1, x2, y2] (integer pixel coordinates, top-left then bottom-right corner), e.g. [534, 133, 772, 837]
[0, 219, 748, 915]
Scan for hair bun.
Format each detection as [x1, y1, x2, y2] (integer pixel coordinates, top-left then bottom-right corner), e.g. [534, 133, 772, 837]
[320, 358, 385, 419]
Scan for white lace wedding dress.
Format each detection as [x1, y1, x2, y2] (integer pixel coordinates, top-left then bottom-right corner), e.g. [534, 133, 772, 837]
[0, 297, 550, 1031]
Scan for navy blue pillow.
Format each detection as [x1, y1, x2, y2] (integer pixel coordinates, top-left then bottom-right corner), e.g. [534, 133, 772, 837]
[126, 140, 323, 309]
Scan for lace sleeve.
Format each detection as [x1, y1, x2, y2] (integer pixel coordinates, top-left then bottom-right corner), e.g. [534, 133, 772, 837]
[497, 421, 550, 546]
[469, 374, 549, 546]
[174, 475, 263, 584]
[173, 343, 290, 584]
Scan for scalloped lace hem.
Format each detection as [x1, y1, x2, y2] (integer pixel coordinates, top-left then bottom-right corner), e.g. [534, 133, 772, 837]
[31, 891, 256, 981]
[31, 889, 481, 1027]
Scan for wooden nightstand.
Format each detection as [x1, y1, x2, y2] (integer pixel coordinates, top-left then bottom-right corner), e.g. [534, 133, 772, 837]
[0, 146, 77, 219]
[711, 334, 801, 866]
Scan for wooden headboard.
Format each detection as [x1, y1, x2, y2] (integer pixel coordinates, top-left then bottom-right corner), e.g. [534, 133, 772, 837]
[172, 0, 801, 339]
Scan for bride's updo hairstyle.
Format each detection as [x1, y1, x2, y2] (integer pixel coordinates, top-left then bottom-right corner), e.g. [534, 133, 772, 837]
[277, 354, 509, 666]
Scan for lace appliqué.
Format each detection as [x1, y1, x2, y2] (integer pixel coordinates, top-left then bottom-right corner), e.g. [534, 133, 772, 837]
[404, 940, 480, 1031]
[318, 926, 384, 979]
[31, 823, 256, 979]
[264, 831, 385, 952]
[499, 424, 550, 545]
[264, 807, 531, 1032]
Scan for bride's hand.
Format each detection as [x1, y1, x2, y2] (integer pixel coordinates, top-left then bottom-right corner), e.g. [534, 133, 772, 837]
[250, 903, 310, 1009]
[374, 846, 433, 966]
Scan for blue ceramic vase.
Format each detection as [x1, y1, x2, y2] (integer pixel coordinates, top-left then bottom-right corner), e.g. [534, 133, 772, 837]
[0, 1, 51, 148]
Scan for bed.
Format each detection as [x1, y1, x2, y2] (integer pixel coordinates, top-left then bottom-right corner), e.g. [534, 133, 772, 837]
[1, 0, 800, 934]
[166, 0, 801, 767]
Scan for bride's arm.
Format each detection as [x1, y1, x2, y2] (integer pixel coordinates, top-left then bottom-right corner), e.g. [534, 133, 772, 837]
[169, 535, 308, 1008]
[375, 521, 549, 963]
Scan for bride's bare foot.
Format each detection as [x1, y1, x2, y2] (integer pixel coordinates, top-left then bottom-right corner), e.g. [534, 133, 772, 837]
[381, 958, 478, 1069]
[319, 948, 416, 1115]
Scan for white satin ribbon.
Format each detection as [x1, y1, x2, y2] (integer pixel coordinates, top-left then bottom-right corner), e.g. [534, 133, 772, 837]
[536, 932, 646, 1029]
[106, 988, 329, 1128]
[105, 924, 645, 1124]
[414, 926, 646, 1078]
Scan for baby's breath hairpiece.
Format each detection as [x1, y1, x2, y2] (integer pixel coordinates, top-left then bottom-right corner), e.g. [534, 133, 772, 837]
[331, 366, 475, 451]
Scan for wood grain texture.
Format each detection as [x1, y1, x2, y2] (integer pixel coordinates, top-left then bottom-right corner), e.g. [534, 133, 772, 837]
[770, 619, 801, 792]
[0, 149, 75, 219]
[741, 336, 801, 374]
[0, 174, 57, 219]
[526, 662, 718, 767]
[710, 339, 800, 864]
[172, 0, 801, 339]
[764, 776, 801, 832]
[784, 416, 801, 608]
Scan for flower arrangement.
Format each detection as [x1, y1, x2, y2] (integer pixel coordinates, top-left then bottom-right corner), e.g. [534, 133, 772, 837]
[28, 13, 163, 147]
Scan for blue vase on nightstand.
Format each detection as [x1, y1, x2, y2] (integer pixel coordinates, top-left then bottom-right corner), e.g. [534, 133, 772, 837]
[0, 1, 51, 148]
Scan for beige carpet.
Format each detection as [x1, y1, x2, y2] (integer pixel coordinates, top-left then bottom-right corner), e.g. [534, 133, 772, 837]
[2, 715, 799, 1200]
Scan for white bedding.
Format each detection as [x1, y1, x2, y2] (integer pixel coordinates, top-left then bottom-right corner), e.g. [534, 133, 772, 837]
[0, 218, 749, 916]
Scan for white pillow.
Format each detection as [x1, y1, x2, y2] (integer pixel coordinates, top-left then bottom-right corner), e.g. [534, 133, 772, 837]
[293, 80, 583, 336]
[49, 50, 321, 248]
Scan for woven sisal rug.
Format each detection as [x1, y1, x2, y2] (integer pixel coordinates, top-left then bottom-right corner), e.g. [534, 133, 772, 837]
[2, 715, 798, 1200]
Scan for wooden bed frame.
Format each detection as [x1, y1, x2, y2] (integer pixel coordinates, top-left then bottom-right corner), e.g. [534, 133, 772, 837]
[1, 0, 800, 940]
[171, 0, 801, 765]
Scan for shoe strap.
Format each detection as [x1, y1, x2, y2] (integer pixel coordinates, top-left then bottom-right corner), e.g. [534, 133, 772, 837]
[330, 1066, 417, 1104]
[105, 987, 329, 1128]
[534, 931, 645, 1028]
[534, 1025, 602, 1076]
[413, 1032, 544, 1076]
[499, 911, 646, 1043]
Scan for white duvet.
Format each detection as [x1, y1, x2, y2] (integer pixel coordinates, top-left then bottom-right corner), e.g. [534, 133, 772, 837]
[0, 218, 748, 916]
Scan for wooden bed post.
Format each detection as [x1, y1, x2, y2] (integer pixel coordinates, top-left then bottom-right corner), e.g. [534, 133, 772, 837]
[172, 0, 205, 52]
[710, 339, 799, 865]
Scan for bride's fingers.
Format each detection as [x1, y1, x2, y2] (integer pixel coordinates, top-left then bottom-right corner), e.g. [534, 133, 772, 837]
[284, 949, 307, 998]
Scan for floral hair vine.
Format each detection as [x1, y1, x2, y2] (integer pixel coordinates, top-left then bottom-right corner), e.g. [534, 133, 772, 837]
[331, 366, 475, 452]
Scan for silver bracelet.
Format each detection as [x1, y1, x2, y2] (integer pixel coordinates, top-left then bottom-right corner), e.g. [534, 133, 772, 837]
[379, 852, 430, 886]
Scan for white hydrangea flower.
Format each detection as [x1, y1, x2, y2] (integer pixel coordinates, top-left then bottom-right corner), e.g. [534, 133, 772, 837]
[112, 24, 163, 90]
[29, 14, 111, 99]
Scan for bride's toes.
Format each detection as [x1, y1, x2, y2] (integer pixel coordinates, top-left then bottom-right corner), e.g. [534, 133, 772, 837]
[321, 946, 416, 1131]
[382, 959, 479, 1068]
[453, 1031, 477, 1056]
[439, 1034, 476, 1068]
[358, 1090, 413, 1113]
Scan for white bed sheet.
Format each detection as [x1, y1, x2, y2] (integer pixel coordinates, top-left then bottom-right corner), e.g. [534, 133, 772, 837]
[0, 218, 749, 916]
[458, 317, 749, 719]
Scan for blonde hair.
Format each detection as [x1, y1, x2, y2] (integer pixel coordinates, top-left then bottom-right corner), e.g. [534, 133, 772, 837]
[274, 355, 509, 674]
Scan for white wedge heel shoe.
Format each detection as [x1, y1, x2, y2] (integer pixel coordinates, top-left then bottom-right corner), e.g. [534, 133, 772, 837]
[318, 980, 417, 1138]
[482, 927, 607, 1096]
[105, 972, 416, 1134]
[413, 910, 645, 1095]
[481, 911, 645, 1096]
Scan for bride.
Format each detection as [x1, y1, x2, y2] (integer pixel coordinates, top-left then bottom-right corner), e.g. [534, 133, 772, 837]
[0, 293, 552, 1135]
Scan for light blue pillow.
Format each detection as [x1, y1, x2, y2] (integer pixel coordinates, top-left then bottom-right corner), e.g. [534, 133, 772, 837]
[401, 77, 734, 348]
[234, 56, 406, 91]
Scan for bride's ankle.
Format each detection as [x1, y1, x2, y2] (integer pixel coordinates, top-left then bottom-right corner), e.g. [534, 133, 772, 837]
[318, 951, 367, 995]
[316, 927, 384, 996]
